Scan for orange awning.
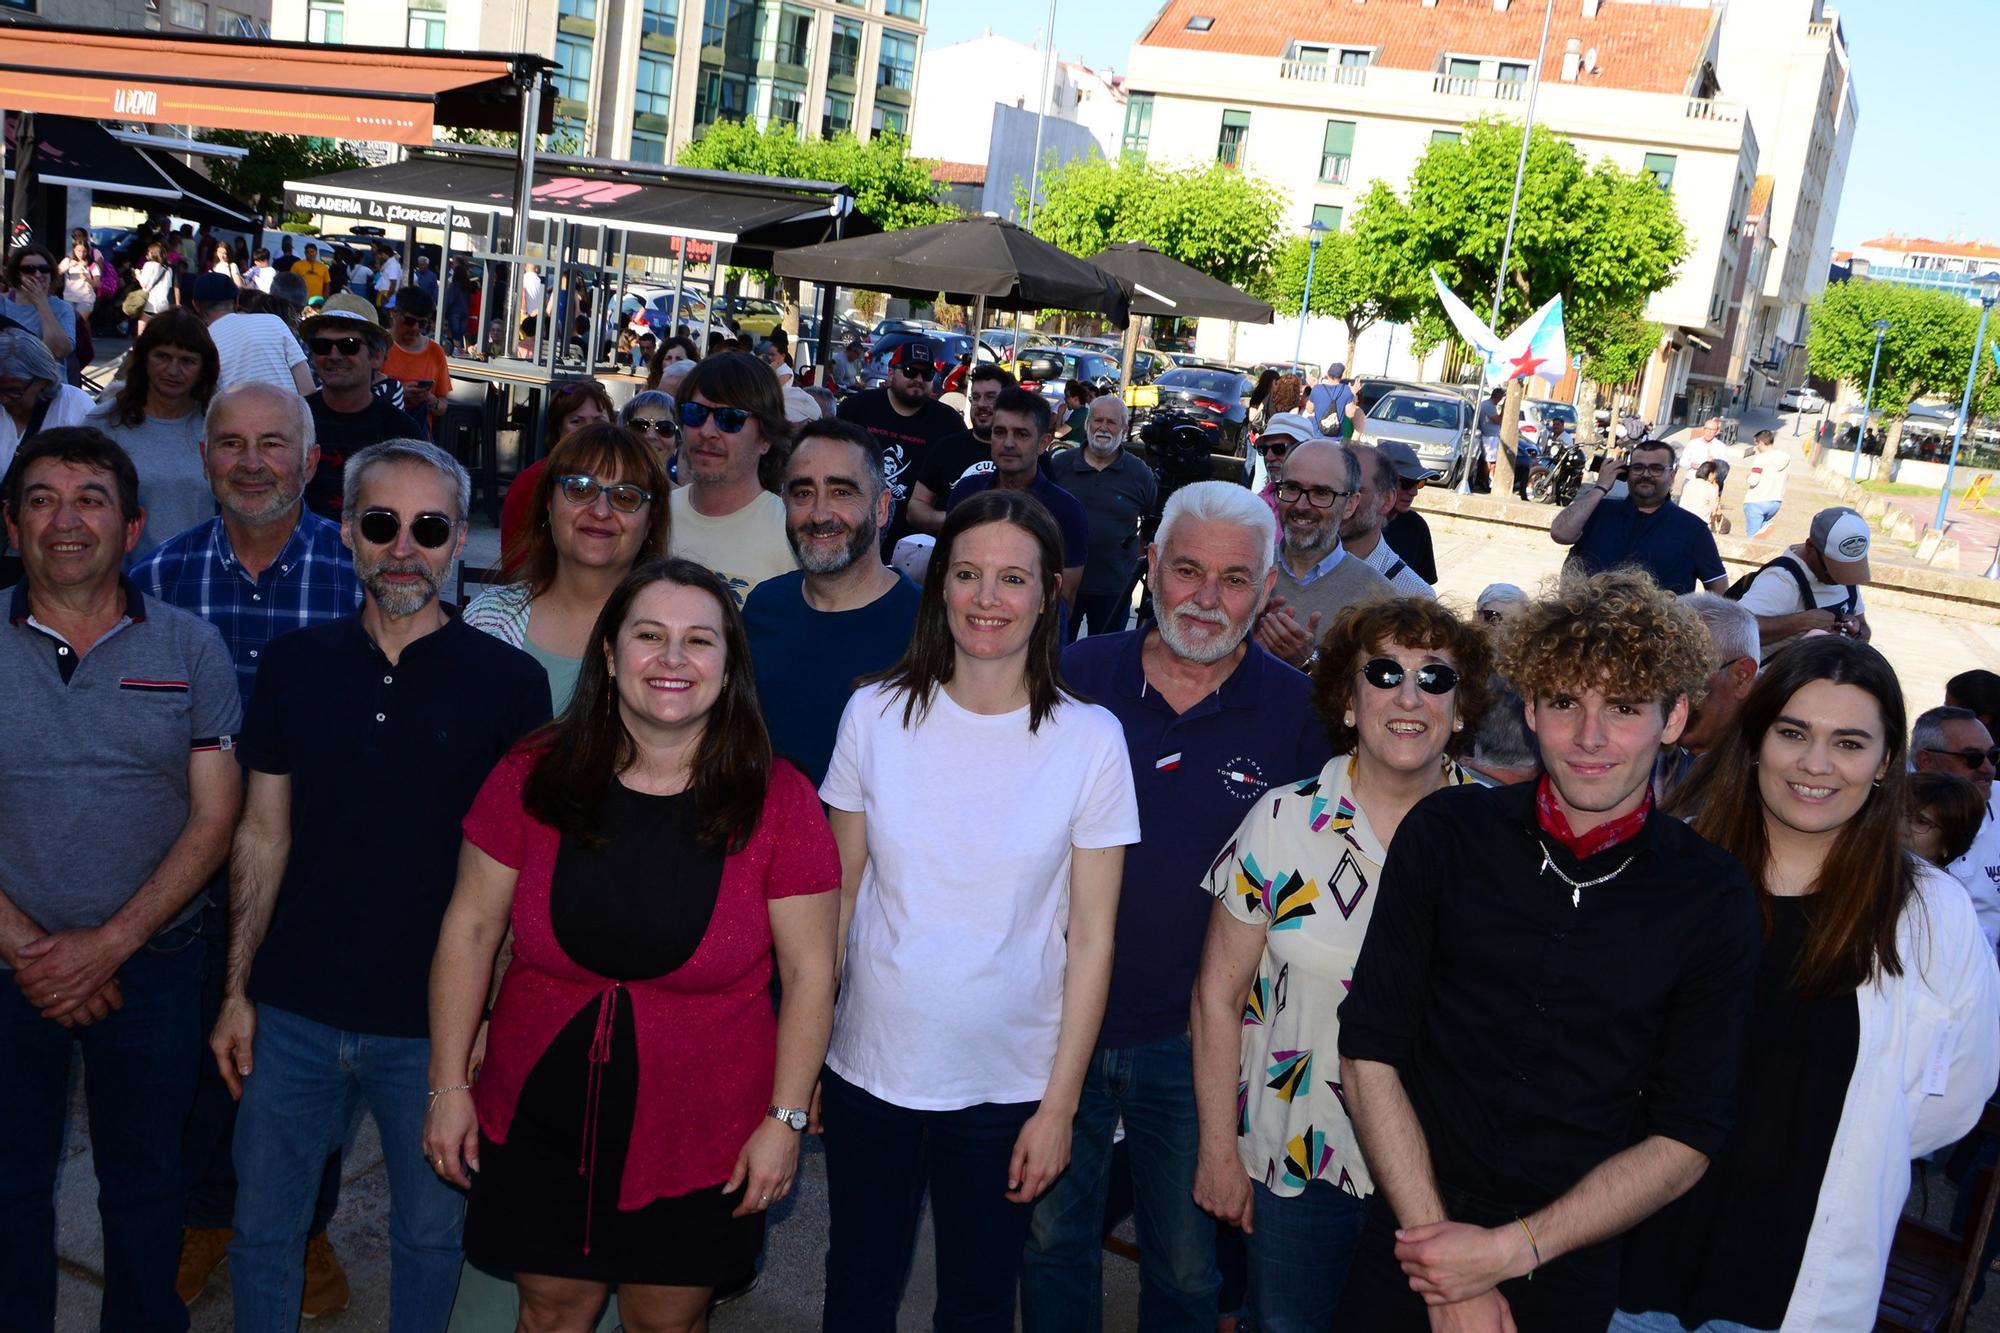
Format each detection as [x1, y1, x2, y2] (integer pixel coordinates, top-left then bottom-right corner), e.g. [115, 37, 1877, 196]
[0, 23, 552, 146]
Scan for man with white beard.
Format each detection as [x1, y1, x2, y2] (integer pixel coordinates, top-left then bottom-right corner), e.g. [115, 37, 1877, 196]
[1046, 393, 1158, 641]
[1021, 481, 1331, 1331]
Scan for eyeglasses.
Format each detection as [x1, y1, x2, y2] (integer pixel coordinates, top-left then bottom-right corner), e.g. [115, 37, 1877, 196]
[1477, 608, 1508, 624]
[627, 417, 678, 437]
[357, 507, 454, 549]
[557, 474, 653, 514]
[1274, 481, 1347, 510]
[1923, 745, 2000, 770]
[1360, 657, 1461, 696]
[397, 313, 432, 331]
[309, 336, 367, 357]
[680, 401, 752, 433]
[1626, 462, 1669, 476]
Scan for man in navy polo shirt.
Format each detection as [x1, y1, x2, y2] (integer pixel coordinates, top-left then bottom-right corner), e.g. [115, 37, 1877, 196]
[945, 386, 1088, 611]
[0, 428, 244, 1333]
[1551, 439, 1727, 595]
[1020, 481, 1331, 1331]
[213, 440, 548, 1332]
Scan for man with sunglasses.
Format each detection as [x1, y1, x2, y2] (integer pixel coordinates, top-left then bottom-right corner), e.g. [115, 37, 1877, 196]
[381, 287, 451, 441]
[1913, 705, 2000, 949]
[219, 440, 549, 1332]
[1378, 439, 1439, 584]
[1552, 440, 1727, 595]
[1252, 438, 1392, 669]
[1341, 444, 1435, 599]
[837, 338, 966, 550]
[299, 294, 421, 521]
[669, 353, 800, 604]
[1249, 411, 1315, 517]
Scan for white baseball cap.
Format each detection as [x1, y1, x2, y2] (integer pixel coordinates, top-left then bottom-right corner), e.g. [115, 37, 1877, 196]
[1808, 506, 1871, 584]
[1259, 411, 1321, 444]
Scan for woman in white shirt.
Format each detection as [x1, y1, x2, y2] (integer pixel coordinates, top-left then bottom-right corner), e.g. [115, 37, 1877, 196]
[207, 239, 243, 288]
[57, 237, 101, 321]
[818, 487, 1140, 1331]
[1616, 637, 2000, 1333]
[135, 241, 175, 334]
[0, 328, 95, 482]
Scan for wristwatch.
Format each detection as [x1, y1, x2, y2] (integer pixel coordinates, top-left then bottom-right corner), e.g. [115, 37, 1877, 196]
[768, 1104, 809, 1131]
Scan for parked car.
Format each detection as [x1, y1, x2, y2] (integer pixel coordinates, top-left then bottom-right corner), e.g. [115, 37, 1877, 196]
[872, 317, 944, 337]
[1133, 367, 1252, 456]
[1008, 345, 1124, 407]
[863, 330, 997, 390]
[1359, 388, 1478, 486]
[1779, 385, 1827, 412]
[1252, 359, 1321, 385]
[1076, 337, 1175, 384]
[712, 292, 787, 338]
[1352, 377, 1435, 418]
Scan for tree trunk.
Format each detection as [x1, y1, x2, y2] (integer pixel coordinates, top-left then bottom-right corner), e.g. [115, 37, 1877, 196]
[1494, 378, 1523, 496]
[1345, 324, 1360, 374]
[780, 276, 801, 339]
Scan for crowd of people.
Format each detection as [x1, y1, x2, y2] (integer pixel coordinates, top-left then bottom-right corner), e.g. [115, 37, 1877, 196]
[1, 290, 1998, 1333]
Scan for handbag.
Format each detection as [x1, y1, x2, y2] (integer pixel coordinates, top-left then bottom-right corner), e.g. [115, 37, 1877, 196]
[1710, 509, 1732, 535]
[121, 288, 147, 318]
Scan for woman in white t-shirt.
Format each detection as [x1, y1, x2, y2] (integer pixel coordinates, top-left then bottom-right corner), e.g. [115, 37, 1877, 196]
[207, 240, 243, 288]
[817, 487, 1140, 1330]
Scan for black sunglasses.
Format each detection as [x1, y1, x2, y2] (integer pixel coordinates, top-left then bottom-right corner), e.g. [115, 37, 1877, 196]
[1258, 439, 1294, 456]
[1923, 745, 2000, 770]
[557, 474, 653, 514]
[357, 507, 454, 549]
[310, 336, 367, 357]
[15, 263, 50, 275]
[1360, 657, 1460, 696]
[897, 363, 935, 378]
[627, 416, 678, 436]
[680, 401, 752, 433]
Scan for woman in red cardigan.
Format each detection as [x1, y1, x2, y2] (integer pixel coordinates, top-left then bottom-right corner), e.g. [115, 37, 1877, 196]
[422, 556, 840, 1331]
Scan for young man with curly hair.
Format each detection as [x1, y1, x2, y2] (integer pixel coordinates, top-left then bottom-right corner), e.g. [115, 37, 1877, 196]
[1335, 568, 1761, 1333]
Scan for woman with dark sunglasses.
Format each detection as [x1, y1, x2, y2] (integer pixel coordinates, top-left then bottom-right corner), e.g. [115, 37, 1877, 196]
[1191, 596, 1493, 1331]
[499, 379, 617, 560]
[619, 389, 682, 485]
[467, 424, 670, 714]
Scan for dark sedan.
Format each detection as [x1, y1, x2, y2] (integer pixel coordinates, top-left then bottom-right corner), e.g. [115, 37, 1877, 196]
[1135, 368, 1251, 456]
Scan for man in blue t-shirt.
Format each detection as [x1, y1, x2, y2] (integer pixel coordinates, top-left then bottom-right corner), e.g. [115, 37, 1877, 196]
[1019, 480, 1332, 1328]
[944, 386, 1088, 608]
[1308, 361, 1360, 438]
[744, 419, 921, 786]
[1551, 439, 1727, 595]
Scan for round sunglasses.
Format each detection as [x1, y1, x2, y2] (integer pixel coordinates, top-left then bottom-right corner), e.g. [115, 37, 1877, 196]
[1360, 657, 1460, 696]
[357, 507, 454, 549]
[626, 416, 679, 437]
[680, 401, 752, 433]
[557, 473, 653, 514]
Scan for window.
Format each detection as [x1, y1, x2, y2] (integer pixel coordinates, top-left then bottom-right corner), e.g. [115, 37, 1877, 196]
[828, 18, 861, 78]
[1292, 43, 1329, 65]
[1185, 14, 1214, 30]
[305, 0, 341, 41]
[1497, 61, 1530, 81]
[1217, 108, 1249, 168]
[407, 14, 444, 47]
[877, 32, 916, 92]
[554, 33, 593, 104]
[767, 82, 804, 131]
[1339, 48, 1371, 66]
[558, 0, 595, 17]
[872, 104, 907, 137]
[1431, 129, 1461, 145]
[629, 127, 669, 163]
[1643, 152, 1677, 191]
[213, 7, 246, 33]
[771, 5, 812, 66]
[1122, 91, 1153, 158]
[169, 0, 206, 28]
[885, 0, 921, 17]
[1320, 119, 1354, 184]
[1312, 204, 1343, 232]
[635, 52, 672, 116]
[1446, 57, 1480, 79]
[641, 0, 675, 39]
[695, 71, 749, 129]
[823, 92, 854, 137]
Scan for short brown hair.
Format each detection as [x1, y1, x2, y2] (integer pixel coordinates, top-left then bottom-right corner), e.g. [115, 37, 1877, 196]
[1311, 597, 1495, 758]
[1497, 569, 1714, 711]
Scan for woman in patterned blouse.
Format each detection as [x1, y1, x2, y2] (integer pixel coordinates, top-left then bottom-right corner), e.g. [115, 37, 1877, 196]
[1190, 597, 1493, 1332]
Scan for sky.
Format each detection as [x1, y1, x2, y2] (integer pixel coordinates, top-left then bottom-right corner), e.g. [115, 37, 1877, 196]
[925, 0, 1994, 251]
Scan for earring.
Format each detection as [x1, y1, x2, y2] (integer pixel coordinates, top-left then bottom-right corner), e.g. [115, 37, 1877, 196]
[1453, 719, 1463, 732]
[1343, 711, 1355, 727]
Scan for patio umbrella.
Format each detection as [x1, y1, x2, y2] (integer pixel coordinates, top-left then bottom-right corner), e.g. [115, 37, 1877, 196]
[1087, 242, 1274, 324]
[773, 214, 1129, 324]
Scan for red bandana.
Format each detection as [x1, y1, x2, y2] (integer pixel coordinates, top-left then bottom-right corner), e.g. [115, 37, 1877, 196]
[1535, 774, 1652, 860]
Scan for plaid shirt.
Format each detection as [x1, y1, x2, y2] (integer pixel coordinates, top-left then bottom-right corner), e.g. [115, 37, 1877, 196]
[129, 510, 363, 704]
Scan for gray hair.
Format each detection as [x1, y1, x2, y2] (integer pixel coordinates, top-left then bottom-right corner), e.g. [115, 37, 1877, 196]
[0, 328, 64, 393]
[656, 358, 695, 396]
[342, 438, 471, 524]
[1679, 592, 1761, 666]
[1914, 705, 1983, 756]
[1088, 395, 1130, 429]
[1153, 480, 1276, 580]
[205, 381, 315, 455]
[1472, 683, 1540, 775]
[621, 390, 677, 425]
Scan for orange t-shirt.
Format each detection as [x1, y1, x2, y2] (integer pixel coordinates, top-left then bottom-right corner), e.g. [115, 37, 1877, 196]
[383, 340, 452, 404]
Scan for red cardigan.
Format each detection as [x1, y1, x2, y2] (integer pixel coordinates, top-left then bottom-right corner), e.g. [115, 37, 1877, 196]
[463, 747, 839, 1208]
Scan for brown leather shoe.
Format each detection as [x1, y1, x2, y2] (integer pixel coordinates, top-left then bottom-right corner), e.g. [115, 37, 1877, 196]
[301, 1233, 351, 1319]
[175, 1226, 231, 1305]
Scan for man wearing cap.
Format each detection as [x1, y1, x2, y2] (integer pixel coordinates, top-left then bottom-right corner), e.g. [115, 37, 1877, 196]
[1733, 505, 1872, 659]
[289, 245, 330, 303]
[299, 294, 421, 521]
[1252, 411, 1317, 518]
[1343, 442, 1435, 598]
[1552, 441, 1727, 595]
[1308, 362, 1361, 438]
[1253, 438, 1395, 668]
[193, 273, 317, 396]
[837, 337, 965, 549]
[1045, 392, 1158, 640]
[1377, 439, 1440, 583]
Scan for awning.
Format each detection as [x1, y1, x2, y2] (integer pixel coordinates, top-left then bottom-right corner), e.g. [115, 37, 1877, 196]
[6, 115, 258, 225]
[0, 20, 553, 145]
[138, 147, 259, 227]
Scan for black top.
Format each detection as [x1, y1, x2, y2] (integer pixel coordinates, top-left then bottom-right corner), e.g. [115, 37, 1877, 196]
[835, 388, 967, 546]
[1337, 781, 1760, 1211]
[914, 429, 990, 505]
[551, 783, 724, 980]
[1382, 509, 1438, 585]
[1616, 895, 1859, 1328]
[240, 615, 550, 1036]
[1562, 497, 1726, 594]
[1044, 447, 1160, 596]
[304, 392, 424, 521]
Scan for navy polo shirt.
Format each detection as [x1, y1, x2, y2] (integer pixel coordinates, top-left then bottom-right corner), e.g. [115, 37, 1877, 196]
[238, 614, 549, 1037]
[1564, 498, 1725, 594]
[1062, 628, 1332, 1049]
[946, 467, 1092, 574]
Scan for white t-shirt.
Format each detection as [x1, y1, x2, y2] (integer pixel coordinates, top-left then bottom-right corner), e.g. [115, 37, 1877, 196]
[248, 263, 277, 294]
[1744, 448, 1791, 505]
[1736, 549, 1864, 650]
[1679, 435, 1718, 478]
[207, 312, 308, 391]
[666, 488, 798, 606]
[1950, 794, 2000, 950]
[820, 681, 1141, 1109]
[376, 256, 402, 295]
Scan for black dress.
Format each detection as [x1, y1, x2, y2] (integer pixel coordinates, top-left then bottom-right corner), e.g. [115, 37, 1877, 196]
[463, 782, 759, 1287]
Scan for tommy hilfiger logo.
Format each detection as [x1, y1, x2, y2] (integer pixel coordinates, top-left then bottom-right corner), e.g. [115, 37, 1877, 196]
[1221, 757, 1267, 801]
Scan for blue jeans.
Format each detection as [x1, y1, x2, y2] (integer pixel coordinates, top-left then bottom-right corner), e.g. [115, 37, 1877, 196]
[229, 1004, 465, 1333]
[0, 915, 206, 1333]
[820, 1067, 1038, 1332]
[1021, 1035, 1218, 1332]
[1246, 1178, 1368, 1331]
[1608, 1310, 1774, 1333]
[1742, 501, 1782, 537]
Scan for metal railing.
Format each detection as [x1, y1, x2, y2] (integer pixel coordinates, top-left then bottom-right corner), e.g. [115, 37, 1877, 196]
[1684, 97, 1745, 123]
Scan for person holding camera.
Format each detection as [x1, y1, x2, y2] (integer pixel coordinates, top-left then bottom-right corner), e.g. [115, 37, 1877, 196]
[1732, 505, 1873, 660]
[1550, 439, 1727, 595]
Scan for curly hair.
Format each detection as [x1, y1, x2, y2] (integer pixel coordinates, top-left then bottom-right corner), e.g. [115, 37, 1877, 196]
[1497, 569, 1714, 711]
[1266, 374, 1306, 417]
[1311, 597, 1495, 758]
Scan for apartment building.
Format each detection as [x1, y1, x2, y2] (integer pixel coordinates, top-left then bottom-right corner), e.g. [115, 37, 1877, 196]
[270, 0, 927, 161]
[1122, 0, 1763, 425]
[1843, 234, 2000, 303]
[911, 33, 1127, 166]
[26, 0, 272, 34]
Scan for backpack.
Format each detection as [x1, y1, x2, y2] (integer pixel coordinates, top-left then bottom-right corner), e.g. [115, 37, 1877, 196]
[1723, 554, 1856, 615]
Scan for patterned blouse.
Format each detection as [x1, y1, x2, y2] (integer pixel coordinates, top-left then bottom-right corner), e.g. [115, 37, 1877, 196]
[1204, 752, 1471, 1199]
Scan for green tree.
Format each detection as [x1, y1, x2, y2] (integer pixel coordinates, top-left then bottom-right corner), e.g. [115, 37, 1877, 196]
[1807, 279, 1999, 422]
[1255, 201, 1416, 368]
[1024, 154, 1285, 292]
[674, 122, 954, 232]
[199, 132, 367, 216]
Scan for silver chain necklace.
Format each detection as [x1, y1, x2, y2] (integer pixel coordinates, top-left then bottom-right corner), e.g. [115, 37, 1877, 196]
[1536, 840, 1635, 908]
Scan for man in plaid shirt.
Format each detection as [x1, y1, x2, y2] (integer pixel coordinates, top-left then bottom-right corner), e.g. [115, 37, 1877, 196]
[129, 379, 364, 1316]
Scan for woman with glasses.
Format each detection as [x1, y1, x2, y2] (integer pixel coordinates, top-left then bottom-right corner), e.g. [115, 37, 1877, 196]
[427, 556, 841, 1333]
[1616, 637, 2000, 1333]
[500, 379, 617, 560]
[620, 389, 683, 486]
[2, 244, 77, 365]
[1192, 598, 1492, 1331]
[82, 309, 221, 558]
[469, 424, 670, 713]
[382, 286, 451, 440]
[818, 489, 1139, 1331]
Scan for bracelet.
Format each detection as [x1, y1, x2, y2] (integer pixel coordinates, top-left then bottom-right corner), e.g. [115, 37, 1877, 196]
[425, 1084, 471, 1105]
[1515, 1215, 1541, 1280]
[1593, 482, 1614, 495]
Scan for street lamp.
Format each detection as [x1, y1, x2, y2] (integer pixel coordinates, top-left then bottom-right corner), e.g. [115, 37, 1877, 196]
[1293, 219, 1330, 369]
[1852, 318, 1891, 482]
[1937, 270, 2000, 532]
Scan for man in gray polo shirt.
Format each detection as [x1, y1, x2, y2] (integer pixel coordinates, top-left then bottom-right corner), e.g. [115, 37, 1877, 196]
[0, 426, 243, 1333]
[1254, 439, 1395, 668]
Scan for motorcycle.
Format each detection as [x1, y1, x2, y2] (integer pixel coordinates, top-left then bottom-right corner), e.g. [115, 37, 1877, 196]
[1526, 432, 1588, 505]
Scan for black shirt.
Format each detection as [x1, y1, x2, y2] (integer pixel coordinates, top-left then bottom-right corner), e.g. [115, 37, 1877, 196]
[835, 388, 966, 545]
[1563, 498, 1726, 594]
[914, 429, 991, 507]
[1383, 509, 1438, 585]
[1616, 895, 1859, 1328]
[305, 391, 424, 522]
[1043, 446, 1159, 596]
[1338, 781, 1759, 1212]
[239, 614, 550, 1036]
[550, 784, 724, 980]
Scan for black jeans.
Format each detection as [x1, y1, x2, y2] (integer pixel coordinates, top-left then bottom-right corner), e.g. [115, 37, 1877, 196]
[819, 1067, 1038, 1332]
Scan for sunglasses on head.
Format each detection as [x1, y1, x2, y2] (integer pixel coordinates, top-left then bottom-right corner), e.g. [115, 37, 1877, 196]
[680, 401, 752, 433]
[309, 335, 367, 357]
[1360, 657, 1460, 696]
[357, 507, 454, 549]
[627, 416, 678, 436]
[1923, 745, 2000, 770]
[557, 473, 653, 514]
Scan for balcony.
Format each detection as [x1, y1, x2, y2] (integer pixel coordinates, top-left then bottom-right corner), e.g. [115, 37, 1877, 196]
[1684, 97, 1744, 123]
[1432, 73, 1527, 101]
[1279, 59, 1367, 86]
